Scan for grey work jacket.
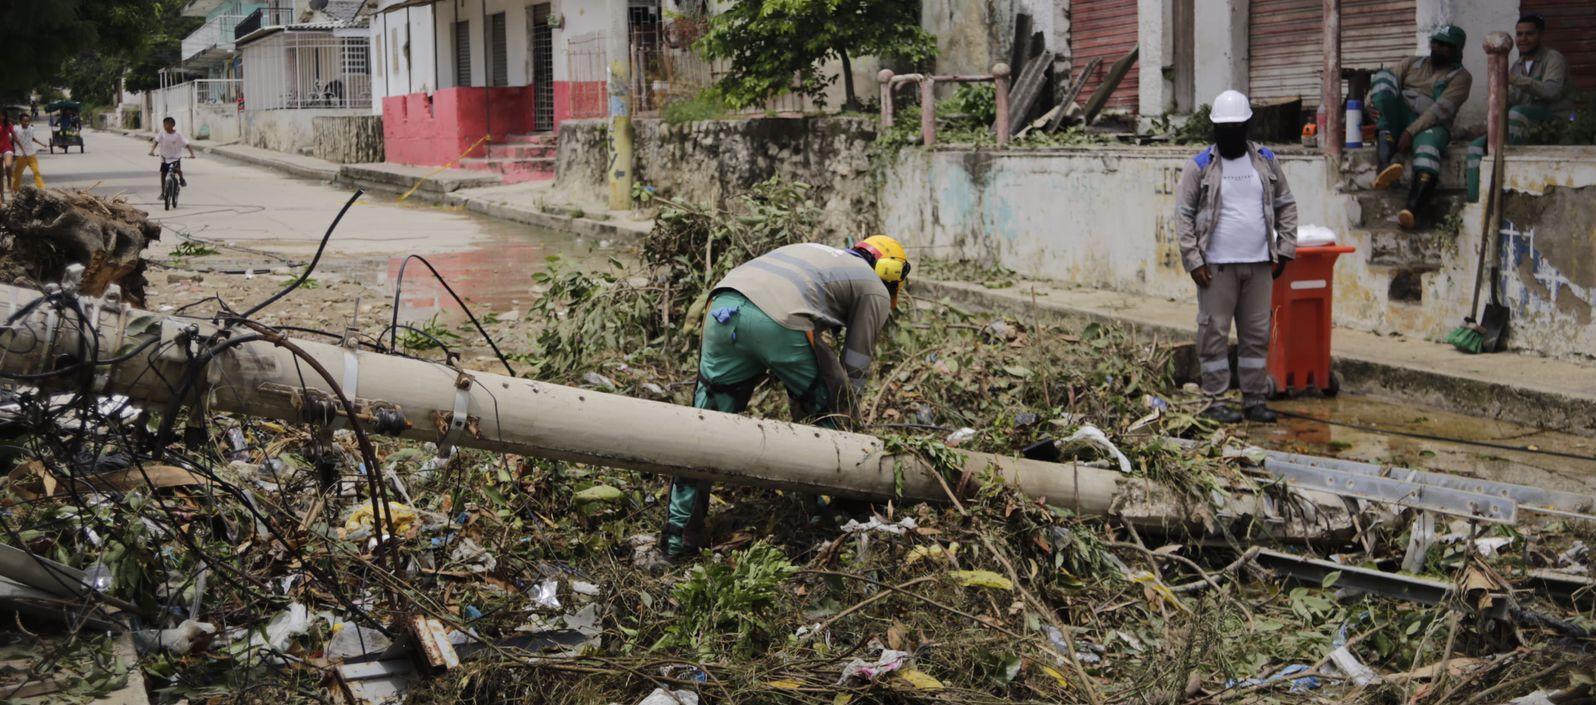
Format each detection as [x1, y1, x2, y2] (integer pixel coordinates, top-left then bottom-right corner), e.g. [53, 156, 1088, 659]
[1174, 142, 1300, 273]
[1510, 47, 1574, 116]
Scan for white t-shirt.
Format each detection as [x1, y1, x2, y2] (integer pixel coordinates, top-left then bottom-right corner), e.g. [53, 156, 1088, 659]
[1205, 155, 1271, 264]
[12, 125, 37, 157]
[154, 130, 190, 161]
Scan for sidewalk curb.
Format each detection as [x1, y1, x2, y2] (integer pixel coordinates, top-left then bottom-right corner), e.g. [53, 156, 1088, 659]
[445, 191, 649, 241]
[916, 279, 1596, 437]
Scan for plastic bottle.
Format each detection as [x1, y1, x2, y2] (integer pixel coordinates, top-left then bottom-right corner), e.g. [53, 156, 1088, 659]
[1344, 99, 1363, 148]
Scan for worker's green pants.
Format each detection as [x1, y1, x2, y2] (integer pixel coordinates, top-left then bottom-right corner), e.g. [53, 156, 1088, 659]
[1466, 104, 1557, 202]
[663, 291, 830, 556]
[1370, 69, 1451, 179]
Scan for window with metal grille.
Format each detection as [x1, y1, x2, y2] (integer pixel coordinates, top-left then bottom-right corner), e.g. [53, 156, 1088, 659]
[454, 20, 471, 86]
[532, 3, 554, 130]
[489, 12, 508, 87]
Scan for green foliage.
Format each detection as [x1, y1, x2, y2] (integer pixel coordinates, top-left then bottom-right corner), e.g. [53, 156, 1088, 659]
[943, 83, 997, 128]
[1525, 90, 1596, 145]
[0, 1, 198, 97]
[658, 541, 798, 659]
[661, 89, 731, 124]
[171, 241, 220, 259]
[1170, 103, 1215, 145]
[697, 0, 935, 110]
[398, 313, 463, 353]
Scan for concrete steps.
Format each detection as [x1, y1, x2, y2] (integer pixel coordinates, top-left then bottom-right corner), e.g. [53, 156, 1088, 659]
[458, 132, 556, 184]
[1351, 189, 1468, 271]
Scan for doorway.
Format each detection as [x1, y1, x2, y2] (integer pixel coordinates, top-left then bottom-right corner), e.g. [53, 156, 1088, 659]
[530, 3, 554, 131]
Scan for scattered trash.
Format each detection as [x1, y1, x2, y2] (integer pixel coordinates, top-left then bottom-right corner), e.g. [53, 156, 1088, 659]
[1061, 424, 1133, 474]
[840, 516, 918, 535]
[327, 622, 392, 661]
[582, 372, 618, 390]
[344, 501, 418, 539]
[838, 646, 910, 684]
[1229, 663, 1322, 693]
[949, 569, 1014, 590]
[635, 687, 699, 705]
[448, 538, 498, 574]
[133, 620, 216, 655]
[531, 579, 561, 610]
[944, 427, 977, 446]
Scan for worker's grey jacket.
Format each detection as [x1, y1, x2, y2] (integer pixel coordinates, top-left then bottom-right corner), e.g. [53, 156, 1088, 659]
[1510, 47, 1574, 116]
[716, 243, 891, 389]
[1174, 142, 1299, 274]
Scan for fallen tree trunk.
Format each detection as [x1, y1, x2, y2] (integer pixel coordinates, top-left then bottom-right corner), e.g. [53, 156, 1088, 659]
[0, 282, 1351, 540]
[0, 189, 160, 305]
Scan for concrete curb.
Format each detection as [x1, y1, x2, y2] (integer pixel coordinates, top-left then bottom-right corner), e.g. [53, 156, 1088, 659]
[201, 144, 339, 181]
[916, 279, 1596, 437]
[444, 191, 649, 241]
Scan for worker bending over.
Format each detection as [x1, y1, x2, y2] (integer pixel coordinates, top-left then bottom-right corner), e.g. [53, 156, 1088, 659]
[1466, 13, 1573, 202]
[1175, 90, 1299, 424]
[660, 236, 910, 559]
[1369, 25, 1472, 230]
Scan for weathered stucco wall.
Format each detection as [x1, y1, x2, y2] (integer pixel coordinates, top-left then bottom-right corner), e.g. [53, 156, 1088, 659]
[555, 117, 878, 238]
[312, 115, 384, 164]
[881, 145, 1596, 361]
[243, 108, 368, 156]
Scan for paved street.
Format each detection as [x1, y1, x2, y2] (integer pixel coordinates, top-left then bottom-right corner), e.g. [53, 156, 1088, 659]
[45, 129, 568, 261]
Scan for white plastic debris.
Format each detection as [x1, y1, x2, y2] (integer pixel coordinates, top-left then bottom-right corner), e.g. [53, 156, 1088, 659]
[582, 372, 618, 390]
[839, 516, 918, 535]
[532, 579, 561, 610]
[629, 534, 668, 569]
[837, 647, 910, 683]
[1509, 691, 1557, 705]
[133, 620, 216, 655]
[449, 537, 498, 574]
[1473, 536, 1513, 558]
[1298, 224, 1337, 247]
[944, 427, 977, 446]
[1062, 424, 1133, 474]
[326, 622, 393, 661]
[1327, 646, 1377, 686]
[636, 688, 698, 705]
[571, 581, 601, 597]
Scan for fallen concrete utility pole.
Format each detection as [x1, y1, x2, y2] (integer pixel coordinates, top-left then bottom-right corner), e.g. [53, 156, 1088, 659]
[0, 281, 1351, 539]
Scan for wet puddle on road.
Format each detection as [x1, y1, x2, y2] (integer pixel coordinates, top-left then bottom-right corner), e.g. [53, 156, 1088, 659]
[1244, 395, 1596, 495]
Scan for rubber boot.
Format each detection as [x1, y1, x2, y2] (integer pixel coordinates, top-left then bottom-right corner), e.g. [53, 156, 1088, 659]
[1398, 172, 1437, 230]
[1372, 131, 1404, 189]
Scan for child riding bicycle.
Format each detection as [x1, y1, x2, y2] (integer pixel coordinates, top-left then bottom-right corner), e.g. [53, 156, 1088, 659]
[150, 117, 195, 188]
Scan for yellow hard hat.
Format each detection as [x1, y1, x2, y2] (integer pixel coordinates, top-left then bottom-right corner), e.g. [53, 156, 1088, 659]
[854, 235, 910, 285]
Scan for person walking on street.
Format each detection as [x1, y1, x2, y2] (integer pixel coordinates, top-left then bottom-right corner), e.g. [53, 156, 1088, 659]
[150, 117, 196, 189]
[1175, 90, 1299, 424]
[660, 236, 910, 559]
[10, 114, 47, 192]
[1465, 13, 1573, 202]
[0, 114, 13, 206]
[1368, 25, 1472, 230]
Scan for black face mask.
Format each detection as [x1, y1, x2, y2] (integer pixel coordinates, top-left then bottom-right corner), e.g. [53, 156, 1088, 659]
[1214, 123, 1249, 159]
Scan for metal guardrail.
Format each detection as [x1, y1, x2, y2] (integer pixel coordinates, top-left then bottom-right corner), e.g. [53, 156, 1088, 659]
[878, 64, 1013, 148]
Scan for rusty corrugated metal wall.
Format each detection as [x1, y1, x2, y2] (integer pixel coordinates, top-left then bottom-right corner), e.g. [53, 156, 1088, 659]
[1520, 0, 1596, 92]
[1070, 0, 1139, 113]
[1249, 0, 1415, 107]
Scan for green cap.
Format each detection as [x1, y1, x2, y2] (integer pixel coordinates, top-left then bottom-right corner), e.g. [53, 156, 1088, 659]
[1431, 24, 1467, 48]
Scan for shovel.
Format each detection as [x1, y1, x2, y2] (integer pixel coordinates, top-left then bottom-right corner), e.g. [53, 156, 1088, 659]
[1478, 136, 1510, 352]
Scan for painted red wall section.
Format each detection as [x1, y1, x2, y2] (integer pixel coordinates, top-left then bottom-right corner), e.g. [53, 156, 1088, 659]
[383, 86, 538, 166]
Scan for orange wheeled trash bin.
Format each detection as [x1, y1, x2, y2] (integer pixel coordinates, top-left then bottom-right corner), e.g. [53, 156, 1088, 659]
[1267, 245, 1355, 397]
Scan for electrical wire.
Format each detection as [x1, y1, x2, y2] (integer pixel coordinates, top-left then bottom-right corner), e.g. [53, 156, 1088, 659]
[387, 254, 517, 376]
[235, 190, 362, 321]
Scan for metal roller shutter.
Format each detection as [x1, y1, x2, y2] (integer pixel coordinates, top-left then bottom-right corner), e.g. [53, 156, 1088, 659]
[1520, 0, 1596, 92]
[1070, 0, 1139, 113]
[1249, 0, 1416, 107]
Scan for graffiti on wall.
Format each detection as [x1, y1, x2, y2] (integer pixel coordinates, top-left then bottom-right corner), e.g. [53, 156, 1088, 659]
[1499, 185, 1596, 326]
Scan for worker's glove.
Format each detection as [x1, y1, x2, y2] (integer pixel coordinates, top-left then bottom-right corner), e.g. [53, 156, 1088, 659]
[1272, 258, 1292, 280]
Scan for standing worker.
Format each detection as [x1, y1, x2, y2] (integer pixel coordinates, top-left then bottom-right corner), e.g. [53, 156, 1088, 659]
[1465, 13, 1573, 202]
[1368, 25, 1473, 230]
[1175, 90, 1298, 424]
[660, 237, 910, 559]
[10, 113, 47, 192]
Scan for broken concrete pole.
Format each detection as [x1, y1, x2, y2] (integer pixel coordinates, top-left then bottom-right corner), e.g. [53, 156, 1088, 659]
[0, 283, 1350, 539]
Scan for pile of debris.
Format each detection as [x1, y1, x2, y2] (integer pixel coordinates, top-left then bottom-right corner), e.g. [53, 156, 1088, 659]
[0, 188, 159, 304]
[0, 182, 1588, 705]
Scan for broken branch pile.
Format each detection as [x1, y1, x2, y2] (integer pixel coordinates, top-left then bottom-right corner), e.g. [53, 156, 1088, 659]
[0, 180, 1588, 705]
[0, 188, 159, 304]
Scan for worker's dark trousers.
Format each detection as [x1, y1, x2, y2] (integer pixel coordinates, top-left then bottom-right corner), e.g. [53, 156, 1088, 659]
[1196, 262, 1273, 408]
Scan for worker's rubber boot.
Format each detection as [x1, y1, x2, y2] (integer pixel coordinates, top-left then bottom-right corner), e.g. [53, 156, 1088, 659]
[1373, 132, 1404, 190]
[1244, 404, 1279, 423]
[1201, 403, 1244, 424]
[1398, 172, 1437, 230]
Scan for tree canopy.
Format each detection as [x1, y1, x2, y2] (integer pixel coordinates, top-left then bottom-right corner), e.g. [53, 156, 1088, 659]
[696, 0, 935, 110]
[0, 0, 197, 104]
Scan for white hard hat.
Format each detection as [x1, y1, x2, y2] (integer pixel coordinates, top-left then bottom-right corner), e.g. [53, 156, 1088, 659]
[1210, 90, 1253, 124]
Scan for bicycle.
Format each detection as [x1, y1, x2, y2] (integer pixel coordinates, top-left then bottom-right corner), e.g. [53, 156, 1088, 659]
[160, 157, 183, 211]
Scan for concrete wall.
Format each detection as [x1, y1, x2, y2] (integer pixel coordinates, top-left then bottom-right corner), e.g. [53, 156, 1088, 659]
[1193, 0, 1248, 107]
[312, 114, 384, 163]
[555, 116, 879, 238]
[1415, 0, 1518, 134]
[243, 108, 367, 155]
[880, 145, 1596, 362]
[194, 104, 241, 142]
[371, 1, 439, 113]
[382, 86, 537, 165]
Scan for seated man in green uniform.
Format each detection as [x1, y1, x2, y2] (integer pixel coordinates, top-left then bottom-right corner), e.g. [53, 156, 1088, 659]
[1466, 13, 1574, 202]
[659, 236, 910, 559]
[1369, 25, 1472, 230]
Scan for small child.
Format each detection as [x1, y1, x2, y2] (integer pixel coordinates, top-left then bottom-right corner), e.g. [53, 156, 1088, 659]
[149, 117, 196, 188]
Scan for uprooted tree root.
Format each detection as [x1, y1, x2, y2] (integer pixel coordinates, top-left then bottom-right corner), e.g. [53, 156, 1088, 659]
[0, 187, 160, 303]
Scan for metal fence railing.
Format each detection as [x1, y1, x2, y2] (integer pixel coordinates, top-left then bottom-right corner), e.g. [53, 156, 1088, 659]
[242, 32, 372, 110]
